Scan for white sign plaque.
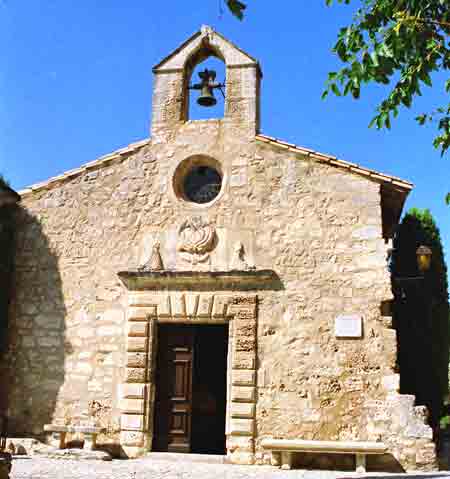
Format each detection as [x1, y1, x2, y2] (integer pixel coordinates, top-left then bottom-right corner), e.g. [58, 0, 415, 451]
[335, 315, 363, 338]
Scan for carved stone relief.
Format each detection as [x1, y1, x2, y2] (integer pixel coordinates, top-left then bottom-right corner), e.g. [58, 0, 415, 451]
[140, 241, 164, 271]
[177, 217, 217, 266]
[230, 241, 254, 271]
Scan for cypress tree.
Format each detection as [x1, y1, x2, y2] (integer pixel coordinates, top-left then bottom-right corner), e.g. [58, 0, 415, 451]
[392, 208, 449, 429]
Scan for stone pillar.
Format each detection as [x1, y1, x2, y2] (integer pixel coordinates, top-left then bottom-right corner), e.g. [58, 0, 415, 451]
[227, 296, 257, 464]
[119, 306, 156, 458]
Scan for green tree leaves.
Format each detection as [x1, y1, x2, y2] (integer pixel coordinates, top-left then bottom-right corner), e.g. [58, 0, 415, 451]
[223, 0, 450, 203]
[226, 0, 247, 20]
[323, 0, 450, 161]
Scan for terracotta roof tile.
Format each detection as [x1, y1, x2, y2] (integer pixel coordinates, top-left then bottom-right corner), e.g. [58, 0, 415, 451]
[256, 134, 413, 191]
[19, 138, 150, 197]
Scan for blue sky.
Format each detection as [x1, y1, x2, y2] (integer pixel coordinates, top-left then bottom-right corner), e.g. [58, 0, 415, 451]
[1, 1, 448, 275]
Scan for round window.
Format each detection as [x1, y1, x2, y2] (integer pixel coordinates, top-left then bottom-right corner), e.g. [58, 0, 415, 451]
[173, 156, 223, 205]
[183, 166, 222, 204]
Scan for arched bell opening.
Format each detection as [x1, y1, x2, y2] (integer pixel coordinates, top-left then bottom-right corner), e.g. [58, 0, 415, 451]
[183, 46, 226, 121]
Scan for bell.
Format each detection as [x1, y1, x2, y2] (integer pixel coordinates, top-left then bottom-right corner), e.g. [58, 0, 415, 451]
[197, 84, 217, 107]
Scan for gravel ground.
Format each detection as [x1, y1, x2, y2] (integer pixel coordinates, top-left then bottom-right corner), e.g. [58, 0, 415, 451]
[9, 456, 364, 479]
[10, 456, 450, 479]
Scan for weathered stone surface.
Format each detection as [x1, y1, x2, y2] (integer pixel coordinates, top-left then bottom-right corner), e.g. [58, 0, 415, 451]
[120, 430, 145, 447]
[127, 322, 148, 338]
[231, 402, 255, 419]
[232, 387, 255, 403]
[232, 370, 256, 387]
[127, 337, 148, 352]
[126, 352, 147, 368]
[120, 414, 144, 431]
[230, 419, 254, 436]
[120, 399, 145, 415]
[35, 447, 112, 461]
[125, 368, 146, 384]
[6, 25, 433, 473]
[120, 384, 147, 399]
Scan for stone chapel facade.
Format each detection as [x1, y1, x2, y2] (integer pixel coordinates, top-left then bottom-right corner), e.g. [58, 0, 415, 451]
[4, 26, 437, 470]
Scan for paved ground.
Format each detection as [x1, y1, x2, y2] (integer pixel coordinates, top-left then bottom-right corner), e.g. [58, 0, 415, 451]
[9, 456, 450, 479]
[9, 457, 330, 479]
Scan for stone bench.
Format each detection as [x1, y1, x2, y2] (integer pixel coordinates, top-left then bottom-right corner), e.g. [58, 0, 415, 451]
[261, 438, 387, 472]
[43, 425, 105, 451]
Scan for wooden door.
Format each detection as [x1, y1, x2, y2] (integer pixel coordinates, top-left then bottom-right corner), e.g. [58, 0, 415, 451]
[154, 326, 194, 453]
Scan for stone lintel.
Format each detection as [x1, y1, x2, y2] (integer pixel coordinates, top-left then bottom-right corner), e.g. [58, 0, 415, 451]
[118, 270, 280, 292]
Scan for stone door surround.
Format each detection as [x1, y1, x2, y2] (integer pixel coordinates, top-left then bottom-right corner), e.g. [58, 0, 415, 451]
[119, 290, 258, 465]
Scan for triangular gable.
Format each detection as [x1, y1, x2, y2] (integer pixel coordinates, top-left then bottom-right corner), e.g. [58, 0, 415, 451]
[153, 25, 261, 74]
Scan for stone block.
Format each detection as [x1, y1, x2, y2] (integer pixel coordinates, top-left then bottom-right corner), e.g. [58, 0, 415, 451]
[234, 320, 255, 338]
[228, 451, 255, 465]
[232, 370, 256, 387]
[101, 308, 125, 324]
[231, 402, 255, 418]
[126, 352, 147, 368]
[127, 322, 148, 337]
[125, 368, 146, 383]
[120, 383, 147, 399]
[231, 386, 255, 402]
[120, 430, 145, 447]
[157, 295, 171, 317]
[120, 445, 146, 459]
[120, 414, 144, 431]
[352, 226, 380, 240]
[120, 398, 145, 414]
[197, 294, 213, 317]
[229, 418, 254, 436]
[98, 325, 122, 337]
[234, 337, 256, 352]
[235, 309, 256, 321]
[382, 374, 400, 392]
[232, 353, 256, 370]
[227, 435, 254, 451]
[186, 294, 199, 317]
[212, 296, 228, 317]
[171, 293, 186, 317]
[127, 337, 148, 352]
[416, 443, 437, 465]
[128, 293, 158, 308]
[128, 307, 157, 320]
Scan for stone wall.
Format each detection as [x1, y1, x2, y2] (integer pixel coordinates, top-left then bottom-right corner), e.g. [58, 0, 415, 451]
[4, 120, 436, 470]
[4, 25, 436, 471]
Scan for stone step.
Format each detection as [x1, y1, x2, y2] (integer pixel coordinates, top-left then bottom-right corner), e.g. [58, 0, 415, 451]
[144, 452, 227, 464]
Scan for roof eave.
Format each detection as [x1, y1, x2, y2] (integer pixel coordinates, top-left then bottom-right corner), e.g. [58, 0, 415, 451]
[256, 134, 413, 193]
